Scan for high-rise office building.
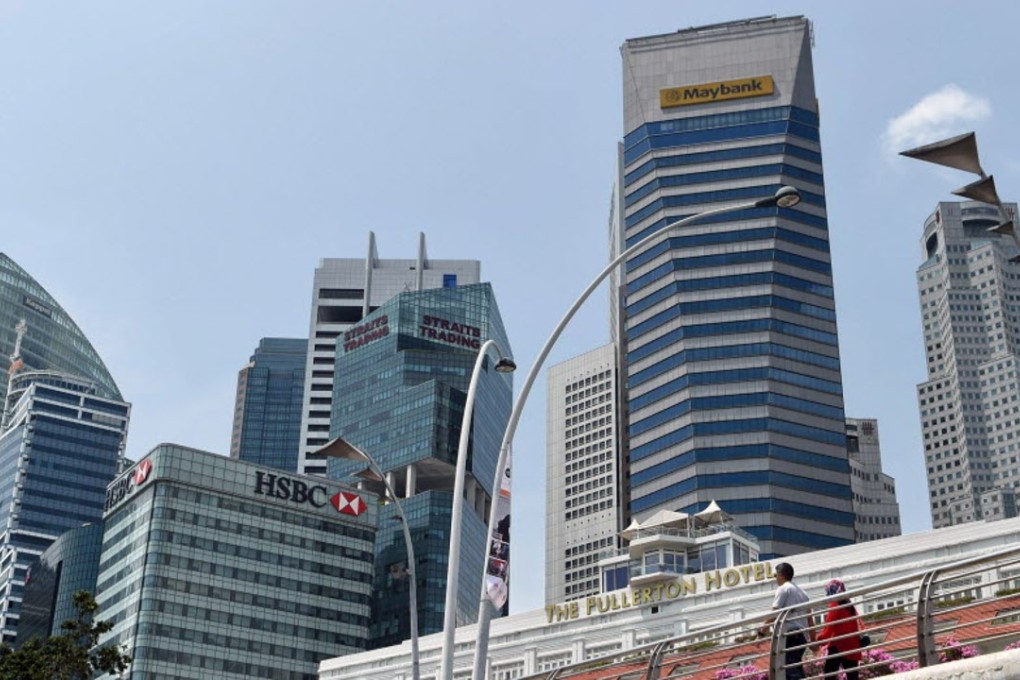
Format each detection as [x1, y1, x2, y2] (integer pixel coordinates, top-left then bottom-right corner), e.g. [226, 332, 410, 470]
[298, 233, 479, 476]
[617, 16, 853, 558]
[17, 522, 105, 644]
[545, 344, 622, 604]
[915, 200, 1020, 527]
[846, 418, 901, 542]
[327, 282, 512, 648]
[96, 445, 376, 679]
[0, 253, 121, 404]
[0, 371, 128, 643]
[231, 337, 308, 472]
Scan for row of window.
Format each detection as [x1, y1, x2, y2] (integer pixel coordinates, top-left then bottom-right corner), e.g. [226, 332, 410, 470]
[627, 270, 833, 318]
[629, 246, 832, 296]
[625, 206, 828, 249]
[625, 162, 823, 208]
[623, 105, 819, 150]
[629, 390, 845, 437]
[629, 415, 847, 462]
[632, 442, 848, 489]
[623, 119, 820, 166]
[628, 340, 840, 389]
[625, 184, 825, 230]
[627, 293, 835, 342]
[626, 226, 830, 274]
[628, 318, 838, 365]
[624, 141, 821, 192]
[631, 470, 852, 514]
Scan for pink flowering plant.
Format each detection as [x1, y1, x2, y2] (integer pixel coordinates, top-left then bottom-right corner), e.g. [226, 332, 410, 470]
[938, 636, 979, 663]
[714, 665, 767, 680]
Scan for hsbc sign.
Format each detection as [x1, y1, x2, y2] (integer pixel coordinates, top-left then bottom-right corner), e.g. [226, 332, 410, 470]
[105, 458, 154, 512]
[253, 472, 366, 517]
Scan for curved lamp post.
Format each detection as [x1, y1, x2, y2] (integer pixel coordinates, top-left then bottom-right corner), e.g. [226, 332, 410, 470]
[470, 185, 802, 679]
[439, 340, 516, 680]
[317, 436, 421, 680]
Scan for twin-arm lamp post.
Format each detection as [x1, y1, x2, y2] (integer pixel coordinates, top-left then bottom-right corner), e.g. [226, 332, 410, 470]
[468, 185, 803, 679]
[317, 437, 421, 680]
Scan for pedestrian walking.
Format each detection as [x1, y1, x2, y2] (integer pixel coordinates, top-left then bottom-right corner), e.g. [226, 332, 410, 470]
[815, 578, 863, 680]
[762, 562, 813, 680]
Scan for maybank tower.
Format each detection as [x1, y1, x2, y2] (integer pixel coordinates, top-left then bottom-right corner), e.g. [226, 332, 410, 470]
[617, 16, 853, 559]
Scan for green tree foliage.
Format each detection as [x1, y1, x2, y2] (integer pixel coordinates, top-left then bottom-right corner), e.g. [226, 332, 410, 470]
[0, 590, 131, 679]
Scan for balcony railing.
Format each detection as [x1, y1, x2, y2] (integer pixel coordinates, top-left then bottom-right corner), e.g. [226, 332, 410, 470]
[521, 543, 1020, 680]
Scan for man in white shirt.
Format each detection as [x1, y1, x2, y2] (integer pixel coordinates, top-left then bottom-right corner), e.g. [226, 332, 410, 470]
[763, 562, 813, 680]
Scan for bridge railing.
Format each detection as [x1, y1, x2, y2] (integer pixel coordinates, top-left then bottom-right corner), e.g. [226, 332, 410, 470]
[520, 543, 1020, 680]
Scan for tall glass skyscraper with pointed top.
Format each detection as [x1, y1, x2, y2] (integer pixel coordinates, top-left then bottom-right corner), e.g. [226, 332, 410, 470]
[617, 16, 854, 559]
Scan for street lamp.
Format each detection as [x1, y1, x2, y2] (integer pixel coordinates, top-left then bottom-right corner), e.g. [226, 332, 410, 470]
[900, 131, 1017, 257]
[316, 436, 420, 680]
[470, 185, 803, 680]
[439, 340, 515, 680]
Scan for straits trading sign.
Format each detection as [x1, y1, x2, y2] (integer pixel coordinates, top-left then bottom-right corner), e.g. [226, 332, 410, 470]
[544, 561, 776, 623]
[660, 75, 774, 109]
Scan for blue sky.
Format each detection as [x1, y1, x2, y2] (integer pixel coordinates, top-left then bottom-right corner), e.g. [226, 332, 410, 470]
[1, 2, 1019, 615]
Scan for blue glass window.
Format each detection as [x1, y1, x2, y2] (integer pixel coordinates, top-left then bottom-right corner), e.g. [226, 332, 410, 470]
[628, 342, 840, 388]
[627, 272, 833, 317]
[625, 185, 825, 230]
[626, 227, 830, 272]
[623, 142, 822, 189]
[628, 365, 843, 413]
[442, 274, 457, 288]
[625, 207, 828, 248]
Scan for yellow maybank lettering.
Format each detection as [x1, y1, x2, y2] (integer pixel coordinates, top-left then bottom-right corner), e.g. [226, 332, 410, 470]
[660, 75, 774, 108]
[545, 562, 776, 623]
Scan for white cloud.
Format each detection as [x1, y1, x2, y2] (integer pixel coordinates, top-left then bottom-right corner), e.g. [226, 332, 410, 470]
[883, 84, 991, 153]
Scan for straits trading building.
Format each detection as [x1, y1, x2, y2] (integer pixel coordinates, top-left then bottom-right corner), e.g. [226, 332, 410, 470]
[327, 282, 512, 648]
[616, 16, 853, 558]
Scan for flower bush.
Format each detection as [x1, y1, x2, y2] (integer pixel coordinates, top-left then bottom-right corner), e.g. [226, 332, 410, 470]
[1005, 639, 1020, 651]
[938, 636, 979, 663]
[714, 665, 766, 680]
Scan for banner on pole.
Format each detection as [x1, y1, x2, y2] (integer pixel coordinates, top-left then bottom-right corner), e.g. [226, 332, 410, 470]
[484, 447, 512, 610]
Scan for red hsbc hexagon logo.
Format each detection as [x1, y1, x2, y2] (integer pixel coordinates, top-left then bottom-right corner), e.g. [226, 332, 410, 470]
[331, 491, 367, 516]
[132, 459, 153, 485]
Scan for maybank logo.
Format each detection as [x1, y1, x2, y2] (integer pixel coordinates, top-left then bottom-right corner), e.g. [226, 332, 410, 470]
[660, 75, 774, 108]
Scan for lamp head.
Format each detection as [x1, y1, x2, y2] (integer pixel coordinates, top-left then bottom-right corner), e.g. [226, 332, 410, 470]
[495, 358, 517, 373]
[315, 437, 369, 463]
[754, 185, 801, 209]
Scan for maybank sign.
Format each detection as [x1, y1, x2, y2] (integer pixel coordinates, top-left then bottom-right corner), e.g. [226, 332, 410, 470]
[660, 75, 774, 108]
[545, 561, 775, 623]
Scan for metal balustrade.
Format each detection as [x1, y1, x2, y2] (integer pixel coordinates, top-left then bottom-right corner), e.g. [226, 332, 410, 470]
[519, 544, 1020, 680]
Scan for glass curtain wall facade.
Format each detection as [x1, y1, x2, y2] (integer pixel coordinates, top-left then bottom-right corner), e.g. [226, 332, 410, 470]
[0, 371, 128, 643]
[915, 201, 1020, 527]
[96, 445, 375, 679]
[230, 337, 308, 472]
[0, 253, 121, 404]
[298, 233, 480, 475]
[17, 522, 105, 644]
[619, 16, 854, 559]
[328, 282, 512, 649]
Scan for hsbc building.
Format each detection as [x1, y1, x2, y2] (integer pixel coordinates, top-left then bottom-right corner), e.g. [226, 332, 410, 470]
[96, 444, 376, 679]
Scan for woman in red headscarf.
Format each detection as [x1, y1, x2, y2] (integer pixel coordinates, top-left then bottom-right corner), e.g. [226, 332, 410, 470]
[815, 578, 862, 680]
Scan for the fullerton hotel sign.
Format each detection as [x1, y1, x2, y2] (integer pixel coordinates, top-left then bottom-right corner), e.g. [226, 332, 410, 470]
[545, 562, 775, 623]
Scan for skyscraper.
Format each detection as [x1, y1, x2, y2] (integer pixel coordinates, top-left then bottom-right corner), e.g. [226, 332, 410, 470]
[230, 337, 308, 472]
[915, 200, 1020, 527]
[846, 418, 901, 542]
[0, 371, 128, 643]
[298, 233, 479, 475]
[96, 446, 375, 677]
[0, 253, 121, 404]
[327, 282, 512, 648]
[545, 344, 621, 604]
[617, 16, 853, 558]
